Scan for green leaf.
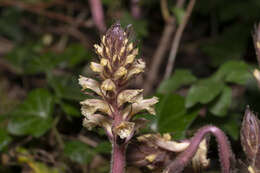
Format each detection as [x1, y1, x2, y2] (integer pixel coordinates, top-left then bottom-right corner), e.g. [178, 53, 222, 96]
[4, 43, 64, 74]
[7, 89, 54, 137]
[171, 7, 185, 25]
[64, 140, 94, 164]
[201, 25, 249, 67]
[48, 75, 87, 101]
[27, 52, 63, 74]
[185, 78, 225, 108]
[220, 114, 240, 140]
[94, 142, 112, 154]
[0, 8, 23, 41]
[60, 102, 80, 117]
[157, 69, 197, 93]
[214, 60, 252, 85]
[61, 44, 93, 67]
[157, 94, 198, 139]
[209, 86, 232, 116]
[120, 12, 148, 39]
[0, 128, 12, 152]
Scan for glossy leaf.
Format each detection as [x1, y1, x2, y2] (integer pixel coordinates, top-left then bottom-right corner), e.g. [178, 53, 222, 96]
[0, 128, 12, 152]
[185, 78, 225, 108]
[94, 141, 112, 154]
[157, 94, 198, 139]
[64, 140, 94, 164]
[7, 89, 54, 137]
[209, 86, 232, 116]
[60, 102, 80, 117]
[48, 75, 87, 101]
[157, 69, 197, 94]
[214, 60, 252, 85]
[61, 44, 93, 67]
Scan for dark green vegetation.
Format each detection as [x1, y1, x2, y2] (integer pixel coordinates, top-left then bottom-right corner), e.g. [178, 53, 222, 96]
[0, 0, 260, 172]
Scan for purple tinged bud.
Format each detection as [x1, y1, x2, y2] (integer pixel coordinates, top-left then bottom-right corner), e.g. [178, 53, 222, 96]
[241, 107, 260, 171]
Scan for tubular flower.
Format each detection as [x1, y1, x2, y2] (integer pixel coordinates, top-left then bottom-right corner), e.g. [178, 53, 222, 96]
[79, 23, 158, 142]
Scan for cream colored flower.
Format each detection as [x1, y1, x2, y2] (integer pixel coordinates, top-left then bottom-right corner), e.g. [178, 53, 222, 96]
[137, 133, 190, 152]
[127, 43, 134, 52]
[101, 79, 116, 92]
[80, 99, 112, 117]
[126, 59, 146, 79]
[132, 96, 159, 115]
[78, 75, 101, 96]
[83, 114, 112, 136]
[114, 121, 135, 139]
[114, 67, 128, 80]
[94, 44, 103, 57]
[117, 89, 143, 107]
[192, 139, 210, 171]
[123, 96, 159, 119]
[90, 62, 103, 73]
[253, 69, 260, 82]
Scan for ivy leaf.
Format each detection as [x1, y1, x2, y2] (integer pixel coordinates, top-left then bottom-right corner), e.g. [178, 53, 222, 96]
[48, 75, 87, 101]
[157, 69, 197, 94]
[60, 102, 80, 117]
[0, 128, 12, 152]
[214, 60, 252, 85]
[4, 44, 63, 75]
[220, 114, 240, 140]
[120, 12, 148, 39]
[201, 25, 249, 67]
[7, 89, 54, 137]
[209, 86, 232, 116]
[94, 142, 112, 154]
[61, 44, 93, 67]
[157, 94, 198, 139]
[64, 140, 94, 164]
[185, 78, 225, 108]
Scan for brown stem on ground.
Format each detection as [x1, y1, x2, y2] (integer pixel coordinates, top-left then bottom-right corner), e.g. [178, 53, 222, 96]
[131, 0, 141, 19]
[0, 0, 91, 28]
[88, 0, 106, 33]
[144, 0, 185, 95]
[163, 0, 196, 80]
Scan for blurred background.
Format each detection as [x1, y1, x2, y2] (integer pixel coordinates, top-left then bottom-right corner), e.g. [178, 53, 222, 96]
[0, 0, 260, 172]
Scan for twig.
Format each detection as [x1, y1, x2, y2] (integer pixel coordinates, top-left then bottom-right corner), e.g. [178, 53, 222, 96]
[163, 0, 196, 80]
[21, 19, 91, 48]
[161, 0, 171, 22]
[0, 1, 91, 28]
[88, 0, 106, 33]
[144, 0, 185, 95]
[131, 0, 141, 19]
[78, 135, 98, 147]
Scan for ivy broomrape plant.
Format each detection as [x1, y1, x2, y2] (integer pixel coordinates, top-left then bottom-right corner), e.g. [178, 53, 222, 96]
[78, 23, 158, 173]
[78, 23, 260, 173]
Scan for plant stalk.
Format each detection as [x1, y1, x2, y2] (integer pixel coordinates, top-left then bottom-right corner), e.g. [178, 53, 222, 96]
[111, 141, 126, 173]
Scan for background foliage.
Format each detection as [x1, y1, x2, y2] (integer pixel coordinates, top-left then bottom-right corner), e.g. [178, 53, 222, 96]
[0, 0, 259, 172]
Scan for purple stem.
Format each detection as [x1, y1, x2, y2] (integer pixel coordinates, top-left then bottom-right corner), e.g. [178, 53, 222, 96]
[88, 0, 106, 33]
[131, 0, 141, 19]
[111, 142, 126, 173]
[164, 125, 234, 173]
